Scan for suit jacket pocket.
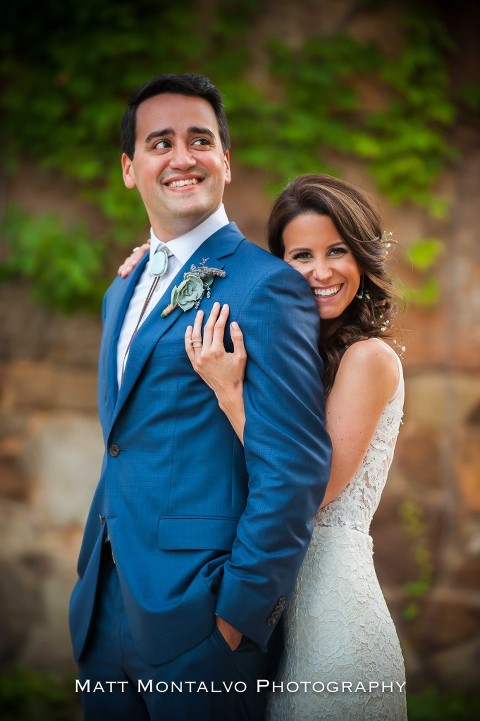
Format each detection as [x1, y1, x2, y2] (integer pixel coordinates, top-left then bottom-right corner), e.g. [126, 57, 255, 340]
[157, 516, 239, 550]
[151, 339, 187, 358]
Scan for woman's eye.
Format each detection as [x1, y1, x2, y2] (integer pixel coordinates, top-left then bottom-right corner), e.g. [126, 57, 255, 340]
[329, 246, 347, 256]
[292, 251, 312, 260]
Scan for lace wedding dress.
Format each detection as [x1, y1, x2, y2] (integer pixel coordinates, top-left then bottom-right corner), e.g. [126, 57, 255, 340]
[267, 341, 408, 721]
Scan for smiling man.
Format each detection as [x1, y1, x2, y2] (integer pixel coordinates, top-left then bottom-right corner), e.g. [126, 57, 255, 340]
[121, 92, 231, 239]
[69, 73, 331, 721]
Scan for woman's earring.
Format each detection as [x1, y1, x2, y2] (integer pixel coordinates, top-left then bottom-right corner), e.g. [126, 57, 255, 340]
[355, 275, 365, 300]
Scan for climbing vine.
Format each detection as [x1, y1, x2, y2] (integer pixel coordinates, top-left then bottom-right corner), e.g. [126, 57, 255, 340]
[399, 499, 434, 621]
[0, 0, 470, 311]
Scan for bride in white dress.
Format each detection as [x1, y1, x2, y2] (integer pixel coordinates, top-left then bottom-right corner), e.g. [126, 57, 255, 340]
[267, 339, 406, 721]
[120, 174, 408, 720]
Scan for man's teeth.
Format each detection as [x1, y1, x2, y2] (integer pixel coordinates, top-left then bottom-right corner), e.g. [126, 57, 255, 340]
[168, 178, 199, 188]
[314, 285, 341, 297]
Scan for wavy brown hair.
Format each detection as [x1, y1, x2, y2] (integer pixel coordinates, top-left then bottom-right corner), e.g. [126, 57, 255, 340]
[267, 174, 397, 395]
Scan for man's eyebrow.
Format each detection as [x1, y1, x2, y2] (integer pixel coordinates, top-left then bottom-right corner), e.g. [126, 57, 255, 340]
[144, 129, 173, 144]
[144, 127, 216, 144]
[188, 127, 216, 140]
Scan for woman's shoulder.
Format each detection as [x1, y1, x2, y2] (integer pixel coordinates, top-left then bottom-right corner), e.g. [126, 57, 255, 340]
[343, 337, 399, 362]
[338, 338, 400, 401]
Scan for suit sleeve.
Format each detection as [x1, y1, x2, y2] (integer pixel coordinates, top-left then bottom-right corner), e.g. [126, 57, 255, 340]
[215, 262, 332, 646]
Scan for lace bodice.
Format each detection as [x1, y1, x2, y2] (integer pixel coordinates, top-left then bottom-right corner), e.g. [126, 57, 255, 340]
[315, 342, 404, 535]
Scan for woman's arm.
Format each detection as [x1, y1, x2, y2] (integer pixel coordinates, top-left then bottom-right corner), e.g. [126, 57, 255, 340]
[184, 316, 399, 508]
[320, 338, 399, 507]
[185, 302, 247, 443]
[165, 273, 401, 510]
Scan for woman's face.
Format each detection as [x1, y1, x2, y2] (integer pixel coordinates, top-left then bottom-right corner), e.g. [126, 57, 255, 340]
[282, 212, 362, 332]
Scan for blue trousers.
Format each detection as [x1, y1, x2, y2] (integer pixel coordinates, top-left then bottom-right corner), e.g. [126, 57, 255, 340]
[78, 545, 276, 721]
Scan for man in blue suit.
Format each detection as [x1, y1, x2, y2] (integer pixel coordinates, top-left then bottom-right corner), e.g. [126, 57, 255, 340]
[70, 73, 331, 721]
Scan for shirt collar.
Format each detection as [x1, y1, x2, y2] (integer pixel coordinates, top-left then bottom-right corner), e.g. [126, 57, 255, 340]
[149, 204, 229, 265]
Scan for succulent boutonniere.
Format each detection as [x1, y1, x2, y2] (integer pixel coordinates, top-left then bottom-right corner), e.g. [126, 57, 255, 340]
[161, 259, 226, 318]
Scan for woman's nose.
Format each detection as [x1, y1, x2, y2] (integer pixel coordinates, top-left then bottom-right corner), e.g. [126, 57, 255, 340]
[312, 260, 332, 282]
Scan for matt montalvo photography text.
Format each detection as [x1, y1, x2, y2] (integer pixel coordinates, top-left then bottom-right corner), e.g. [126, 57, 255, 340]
[76, 678, 407, 694]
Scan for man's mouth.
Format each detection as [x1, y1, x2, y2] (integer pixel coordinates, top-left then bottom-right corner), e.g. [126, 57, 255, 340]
[313, 284, 341, 298]
[166, 178, 200, 188]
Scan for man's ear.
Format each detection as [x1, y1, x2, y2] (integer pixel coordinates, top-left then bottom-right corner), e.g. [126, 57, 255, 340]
[224, 150, 232, 186]
[121, 153, 136, 189]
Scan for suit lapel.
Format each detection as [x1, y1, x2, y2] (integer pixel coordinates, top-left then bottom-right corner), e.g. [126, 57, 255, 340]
[109, 223, 245, 432]
[99, 254, 149, 429]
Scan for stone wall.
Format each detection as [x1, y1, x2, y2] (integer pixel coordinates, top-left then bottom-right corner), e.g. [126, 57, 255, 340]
[0, 289, 101, 670]
[1, 0, 479, 698]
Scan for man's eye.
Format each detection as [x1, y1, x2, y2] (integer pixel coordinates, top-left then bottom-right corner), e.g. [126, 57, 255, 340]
[154, 140, 170, 149]
[193, 138, 210, 146]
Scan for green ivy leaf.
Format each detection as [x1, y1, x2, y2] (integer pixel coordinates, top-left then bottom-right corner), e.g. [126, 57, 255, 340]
[406, 238, 445, 270]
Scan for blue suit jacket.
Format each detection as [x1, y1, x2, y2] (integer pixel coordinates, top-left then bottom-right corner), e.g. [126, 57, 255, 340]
[70, 223, 331, 665]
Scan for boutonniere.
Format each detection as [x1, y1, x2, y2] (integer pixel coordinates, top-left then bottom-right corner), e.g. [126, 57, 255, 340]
[161, 259, 226, 318]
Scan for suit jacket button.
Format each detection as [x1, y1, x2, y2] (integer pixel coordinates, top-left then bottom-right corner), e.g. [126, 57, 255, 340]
[109, 444, 120, 456]
[267, 618, 276, 626]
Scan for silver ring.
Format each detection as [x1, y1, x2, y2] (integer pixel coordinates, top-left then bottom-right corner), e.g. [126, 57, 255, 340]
[192, 341, 203, 348]
[132, 246, 141, 253]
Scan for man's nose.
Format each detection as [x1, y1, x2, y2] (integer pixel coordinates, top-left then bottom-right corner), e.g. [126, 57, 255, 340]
[169, 143, 196, 169]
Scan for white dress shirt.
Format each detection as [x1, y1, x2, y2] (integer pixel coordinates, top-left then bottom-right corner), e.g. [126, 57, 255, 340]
[116, 204, 229, 388]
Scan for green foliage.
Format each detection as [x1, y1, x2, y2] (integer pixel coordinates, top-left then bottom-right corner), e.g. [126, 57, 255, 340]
[1, 205, 106, 312]
[399, 500, 434, 620]
[408, 687, 480, 721]
[401, 237, 444, 306]
[458, 82, 480, 112]
[406, 238, 444, 270]
[231, 34, 381, 192]
[363, 14, 456, 216]
[402, 277, 440, 307]
[0, 668, 82, 721]
[0, 0, 458, 311]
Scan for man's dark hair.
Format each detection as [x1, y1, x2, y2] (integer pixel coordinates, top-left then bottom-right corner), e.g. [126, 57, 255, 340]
[121, 73, 230, 159]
